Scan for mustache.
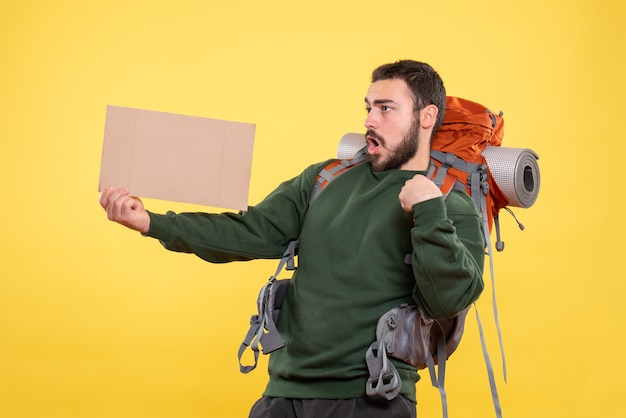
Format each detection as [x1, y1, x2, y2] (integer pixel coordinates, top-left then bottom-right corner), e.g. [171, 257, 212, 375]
[365, 129, 386, 146]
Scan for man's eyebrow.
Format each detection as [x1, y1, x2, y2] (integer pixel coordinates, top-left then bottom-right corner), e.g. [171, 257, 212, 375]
[364, 98, 397, 106]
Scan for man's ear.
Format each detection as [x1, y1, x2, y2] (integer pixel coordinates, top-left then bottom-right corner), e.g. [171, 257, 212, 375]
[419, 104, 439, 129]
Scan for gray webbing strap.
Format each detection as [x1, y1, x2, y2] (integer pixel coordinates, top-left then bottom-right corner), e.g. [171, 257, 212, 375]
[365, 341, 402, 400]
[283, 239, 299, 271]
[481, 206, 507, 385]
[467, 155, 508, 395]
[425, 331, 449, 418]
[479, 208, 505, 418]
[474, 303, 503, 418]
[365, 306, 405, 401]
[424, 303, 503, 418]
[468, 163, 488, 211]
[238, 279, 271, 373]
[430, 150, 461, 188]
[309, 146, 368, 205]
[238, 240, 298, 373]
[465, 172, 507, 418]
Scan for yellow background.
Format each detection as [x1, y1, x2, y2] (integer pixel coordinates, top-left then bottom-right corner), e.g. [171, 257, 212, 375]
[1, 0, 624, 417]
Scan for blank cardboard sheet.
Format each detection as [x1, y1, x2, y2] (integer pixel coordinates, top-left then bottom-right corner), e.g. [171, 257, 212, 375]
[98, 106, 255, 211]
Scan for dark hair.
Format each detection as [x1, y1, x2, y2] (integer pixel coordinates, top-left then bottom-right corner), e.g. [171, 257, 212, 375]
[371, 60, 446, 133]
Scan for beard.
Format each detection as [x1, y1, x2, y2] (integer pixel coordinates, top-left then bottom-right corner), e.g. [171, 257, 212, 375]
[367, 116, 421, 172]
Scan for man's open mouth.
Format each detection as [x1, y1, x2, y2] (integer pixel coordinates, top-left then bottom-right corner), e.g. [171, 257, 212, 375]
[366, 131, 383, 154]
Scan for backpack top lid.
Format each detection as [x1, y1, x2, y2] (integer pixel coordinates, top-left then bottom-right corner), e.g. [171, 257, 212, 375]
[431, 96, 504, 163]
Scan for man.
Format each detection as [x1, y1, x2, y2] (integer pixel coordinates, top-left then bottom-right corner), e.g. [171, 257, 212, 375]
[100, 60, 485, 417]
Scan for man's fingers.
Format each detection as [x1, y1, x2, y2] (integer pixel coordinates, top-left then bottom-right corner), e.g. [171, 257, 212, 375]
[101, 188, 131, 220]
[99, 187, 148, 233]
[99, 186, 114, 210]
[118, 196, 139, 217]
[398, 175, 442, 212]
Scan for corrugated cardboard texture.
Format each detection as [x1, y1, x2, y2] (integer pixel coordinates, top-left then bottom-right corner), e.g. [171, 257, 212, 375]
[99, 105, 255, 211]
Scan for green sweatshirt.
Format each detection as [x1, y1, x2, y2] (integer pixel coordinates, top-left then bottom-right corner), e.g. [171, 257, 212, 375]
[145, 159, 485, 403]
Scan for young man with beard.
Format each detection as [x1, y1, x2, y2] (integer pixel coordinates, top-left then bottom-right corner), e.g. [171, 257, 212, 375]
[100, 60, 485, 417]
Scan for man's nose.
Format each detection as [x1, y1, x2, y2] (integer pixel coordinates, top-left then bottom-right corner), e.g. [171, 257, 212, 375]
[364, 111, 378, 130]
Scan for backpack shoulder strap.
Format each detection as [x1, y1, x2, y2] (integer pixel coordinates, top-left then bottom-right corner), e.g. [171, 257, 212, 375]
[309, 145, 367, 205]
[238, 240, 298, 373]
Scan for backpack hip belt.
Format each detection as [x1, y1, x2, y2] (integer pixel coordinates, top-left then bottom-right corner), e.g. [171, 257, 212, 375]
[365, 304, 468, 416]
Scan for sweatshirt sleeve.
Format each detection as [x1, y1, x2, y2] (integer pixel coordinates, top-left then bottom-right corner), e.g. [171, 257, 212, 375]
[409, 189, 485, 319]
[143, 160, 331, 263]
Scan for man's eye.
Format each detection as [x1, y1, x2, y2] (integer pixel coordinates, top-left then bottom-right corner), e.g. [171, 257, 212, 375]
[382, 105, 391, 112]
[365, 107, 372, 114]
